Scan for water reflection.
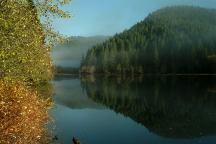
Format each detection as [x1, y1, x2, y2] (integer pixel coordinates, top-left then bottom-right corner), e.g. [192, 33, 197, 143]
[81, 75, 216, 138]
[54, 75, 104, 109]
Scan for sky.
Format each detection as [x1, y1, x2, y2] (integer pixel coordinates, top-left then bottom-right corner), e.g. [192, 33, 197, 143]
[53, 0, 216, 37]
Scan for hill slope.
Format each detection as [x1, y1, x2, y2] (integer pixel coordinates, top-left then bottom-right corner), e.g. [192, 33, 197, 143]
[81, 6, 216, 74]
[52, 36, 109, 68]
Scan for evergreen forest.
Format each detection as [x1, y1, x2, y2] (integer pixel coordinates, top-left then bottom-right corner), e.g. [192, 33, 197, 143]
[81, 6, 216, 74]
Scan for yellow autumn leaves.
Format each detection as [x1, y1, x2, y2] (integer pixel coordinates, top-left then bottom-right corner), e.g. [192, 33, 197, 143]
[0, 0, 71, 143]
[0, 81, 51, 144]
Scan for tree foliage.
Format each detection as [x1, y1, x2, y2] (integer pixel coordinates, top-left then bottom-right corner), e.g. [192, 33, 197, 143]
[0, 1, 71, 142]
[0, 81, 51, 143]
[81, 6, 216, 74]
[0, 0, 71, 84]
[32, 0, 71, 46]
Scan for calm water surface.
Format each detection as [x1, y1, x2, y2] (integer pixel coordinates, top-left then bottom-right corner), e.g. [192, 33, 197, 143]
[51, 75, 216, 144]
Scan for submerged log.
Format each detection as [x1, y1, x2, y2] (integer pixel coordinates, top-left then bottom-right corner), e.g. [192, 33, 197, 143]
[72, 137, 81, 144]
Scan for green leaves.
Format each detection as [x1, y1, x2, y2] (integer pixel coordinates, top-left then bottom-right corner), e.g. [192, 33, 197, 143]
[33, 0, 71, 47]
[0, 0, 71, 85]
[0, 1, 52, 84]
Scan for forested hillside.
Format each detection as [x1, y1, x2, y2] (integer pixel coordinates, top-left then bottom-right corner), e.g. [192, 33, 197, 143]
[81, 6, 216, 74]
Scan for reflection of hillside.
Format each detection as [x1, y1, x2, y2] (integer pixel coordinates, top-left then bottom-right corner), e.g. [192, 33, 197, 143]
[208, 85, 216, 93]
[81, 76, 216, 138]
[54, 76, 104, 109]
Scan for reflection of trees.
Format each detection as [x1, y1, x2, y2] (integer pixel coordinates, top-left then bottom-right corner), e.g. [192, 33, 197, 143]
[81, 76, 216, 138]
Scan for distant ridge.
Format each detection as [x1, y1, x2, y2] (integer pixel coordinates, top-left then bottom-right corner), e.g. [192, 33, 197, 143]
[52, 36, 109, 68]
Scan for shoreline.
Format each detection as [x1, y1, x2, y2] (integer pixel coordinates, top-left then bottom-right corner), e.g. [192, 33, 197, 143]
[55, 73, 216, 77]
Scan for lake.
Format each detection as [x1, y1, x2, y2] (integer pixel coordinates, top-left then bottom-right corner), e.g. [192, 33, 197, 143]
[51, 75, 216, 144]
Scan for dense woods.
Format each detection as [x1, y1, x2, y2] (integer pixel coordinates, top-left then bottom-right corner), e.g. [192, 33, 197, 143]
[81, 6, 216, 74]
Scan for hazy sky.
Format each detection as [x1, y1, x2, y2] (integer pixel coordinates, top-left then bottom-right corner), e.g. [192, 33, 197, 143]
[53, 0, 216, 36]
